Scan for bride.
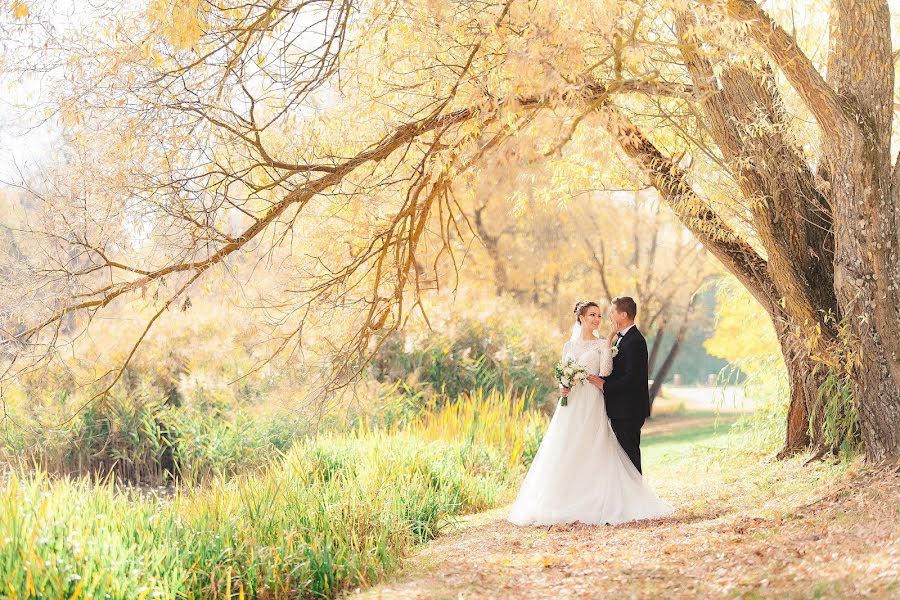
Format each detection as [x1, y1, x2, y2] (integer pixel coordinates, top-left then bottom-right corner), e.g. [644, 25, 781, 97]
[508, 300, 674, 526]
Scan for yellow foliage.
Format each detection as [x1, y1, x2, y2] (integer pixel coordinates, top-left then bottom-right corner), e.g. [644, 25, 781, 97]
[705, 276, 779, 375]
[147, 0, 207, 50]
[11, 1, 28, 19]
[10, 2, 28, 19]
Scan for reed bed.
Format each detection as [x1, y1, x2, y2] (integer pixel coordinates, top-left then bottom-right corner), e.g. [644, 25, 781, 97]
[0, 389, 545, 598]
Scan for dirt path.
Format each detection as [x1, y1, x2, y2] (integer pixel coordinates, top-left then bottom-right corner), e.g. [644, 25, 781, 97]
[348, 416, 900, 599]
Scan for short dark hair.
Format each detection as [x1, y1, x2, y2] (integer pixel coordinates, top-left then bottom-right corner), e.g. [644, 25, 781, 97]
[611, 296, 637, 320]
[573, 300, 600, 324]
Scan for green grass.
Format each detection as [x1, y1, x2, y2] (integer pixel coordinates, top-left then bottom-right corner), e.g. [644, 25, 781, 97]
[0, 389, 540, 599]
[643, 418, 738, 448]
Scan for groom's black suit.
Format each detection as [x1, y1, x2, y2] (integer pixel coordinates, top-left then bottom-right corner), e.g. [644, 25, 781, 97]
[602, 326, 650, 474]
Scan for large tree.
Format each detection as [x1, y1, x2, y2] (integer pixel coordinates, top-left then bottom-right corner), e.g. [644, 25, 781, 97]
[1, 0, 898, 460]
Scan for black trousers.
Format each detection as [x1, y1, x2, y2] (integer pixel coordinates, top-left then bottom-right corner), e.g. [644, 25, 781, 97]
[610, 417, 644, 474]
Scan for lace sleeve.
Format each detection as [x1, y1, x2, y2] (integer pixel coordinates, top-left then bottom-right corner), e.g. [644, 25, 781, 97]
[597, 339, 613, 377]
[561, 341, 570, 362]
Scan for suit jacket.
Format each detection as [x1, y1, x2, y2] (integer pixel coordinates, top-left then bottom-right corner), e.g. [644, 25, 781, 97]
[603, 326, 650, 420]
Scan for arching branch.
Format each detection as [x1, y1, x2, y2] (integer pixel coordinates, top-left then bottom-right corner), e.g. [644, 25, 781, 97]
[601, 104, 777, 311]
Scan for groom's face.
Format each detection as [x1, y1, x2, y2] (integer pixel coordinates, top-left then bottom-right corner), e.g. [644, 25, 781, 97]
[608, 306, 626, 329]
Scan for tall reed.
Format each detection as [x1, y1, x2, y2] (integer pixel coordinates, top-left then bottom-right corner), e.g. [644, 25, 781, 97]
[0, 389, 546, 598]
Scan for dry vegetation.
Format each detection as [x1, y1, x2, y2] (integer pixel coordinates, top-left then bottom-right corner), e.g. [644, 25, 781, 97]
[352, 418, 899, 599]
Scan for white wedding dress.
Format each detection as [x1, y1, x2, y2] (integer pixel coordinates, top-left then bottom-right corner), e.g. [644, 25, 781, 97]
[508, 337, 674, 526]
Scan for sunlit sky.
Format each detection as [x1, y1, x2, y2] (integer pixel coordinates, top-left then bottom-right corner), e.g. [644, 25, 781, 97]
[0, 0, 80, 182]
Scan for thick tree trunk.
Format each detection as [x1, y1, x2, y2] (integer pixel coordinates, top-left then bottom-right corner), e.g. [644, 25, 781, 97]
[830, 131, 900, 461]
[704, 0, 900, 462]
[852, 357, 900, 460]
[772, 320, 830, 457]
[823, 0, 900, 462]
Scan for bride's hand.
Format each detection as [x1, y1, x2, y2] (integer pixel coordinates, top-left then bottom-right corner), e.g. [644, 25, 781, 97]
[606, 328, 618, 344]
[586, 375, 604, 390]
[559, 386, 570, 397]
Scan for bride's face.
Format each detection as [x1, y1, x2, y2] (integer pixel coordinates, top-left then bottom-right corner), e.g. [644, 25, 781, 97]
[580, 306, 602, 333]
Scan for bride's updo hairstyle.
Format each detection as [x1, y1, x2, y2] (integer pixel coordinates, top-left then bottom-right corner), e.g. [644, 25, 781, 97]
[573, 300, 600, 325]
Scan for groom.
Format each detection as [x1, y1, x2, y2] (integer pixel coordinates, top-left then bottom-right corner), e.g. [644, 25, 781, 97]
[587, 296, 649, 474]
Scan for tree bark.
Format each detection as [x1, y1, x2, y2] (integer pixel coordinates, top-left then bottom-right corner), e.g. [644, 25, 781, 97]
[820, 0, 900, 462]
[773, 320, 826, 457]
[686, 0, 900, 461]
[673, 20, 837, 454]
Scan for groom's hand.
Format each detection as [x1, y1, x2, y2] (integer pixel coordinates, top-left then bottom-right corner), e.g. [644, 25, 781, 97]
[587, 375, 604, 390]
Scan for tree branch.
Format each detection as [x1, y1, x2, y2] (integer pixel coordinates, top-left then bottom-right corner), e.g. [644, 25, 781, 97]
[601, 103, 778, 311]
[703, 0, 855, 136]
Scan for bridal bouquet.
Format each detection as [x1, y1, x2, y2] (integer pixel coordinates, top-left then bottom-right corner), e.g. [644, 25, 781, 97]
[553, 359, 587, 407]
